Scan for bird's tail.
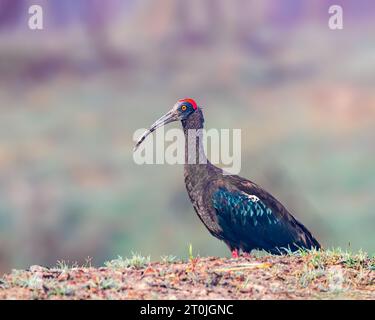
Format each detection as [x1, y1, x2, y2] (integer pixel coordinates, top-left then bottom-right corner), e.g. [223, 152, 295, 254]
[296, 220, 321, 250]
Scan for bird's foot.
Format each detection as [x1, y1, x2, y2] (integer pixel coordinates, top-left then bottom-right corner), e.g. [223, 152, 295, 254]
[231, 249, 239, 259]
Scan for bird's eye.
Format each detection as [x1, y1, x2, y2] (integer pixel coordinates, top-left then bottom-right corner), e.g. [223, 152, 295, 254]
[181, 105, 187, 111]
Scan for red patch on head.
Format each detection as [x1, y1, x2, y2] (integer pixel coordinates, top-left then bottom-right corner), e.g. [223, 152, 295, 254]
[178, 98, 197, 110]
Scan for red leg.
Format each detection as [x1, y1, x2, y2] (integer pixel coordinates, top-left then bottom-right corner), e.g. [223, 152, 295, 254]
[231, 249, 239, 258]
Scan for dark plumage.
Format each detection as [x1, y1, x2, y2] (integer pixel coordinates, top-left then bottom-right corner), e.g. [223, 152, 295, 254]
[135, 99, 321, 255]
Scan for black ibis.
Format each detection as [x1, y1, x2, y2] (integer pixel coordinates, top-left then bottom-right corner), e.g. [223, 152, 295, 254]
[134, 98, 321, 255]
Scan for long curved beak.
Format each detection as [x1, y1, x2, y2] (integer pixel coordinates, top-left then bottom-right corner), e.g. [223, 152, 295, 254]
[133, 109, 178, 152]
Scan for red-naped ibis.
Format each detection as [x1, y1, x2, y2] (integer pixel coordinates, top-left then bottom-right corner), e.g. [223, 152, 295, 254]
[134, 98, 321, 255]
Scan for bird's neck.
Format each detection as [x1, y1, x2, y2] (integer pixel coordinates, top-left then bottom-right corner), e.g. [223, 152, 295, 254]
[182, 109, 221, 185]
[182, 108, 207, 166]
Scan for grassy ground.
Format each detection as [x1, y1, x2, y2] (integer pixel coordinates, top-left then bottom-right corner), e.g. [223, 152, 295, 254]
[0, 248, 374, 300]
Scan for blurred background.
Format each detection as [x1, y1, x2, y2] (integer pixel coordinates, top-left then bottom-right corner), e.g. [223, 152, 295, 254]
[0, 0, 374, 273]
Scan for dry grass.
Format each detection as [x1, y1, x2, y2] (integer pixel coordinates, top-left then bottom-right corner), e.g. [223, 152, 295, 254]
[0, 249, 374, 300]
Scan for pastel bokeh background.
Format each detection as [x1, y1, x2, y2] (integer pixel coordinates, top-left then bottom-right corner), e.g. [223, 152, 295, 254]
[0, 0, 374, 273]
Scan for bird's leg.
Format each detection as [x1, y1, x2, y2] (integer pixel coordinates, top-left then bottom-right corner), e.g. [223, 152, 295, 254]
[231, 249, 239, 258]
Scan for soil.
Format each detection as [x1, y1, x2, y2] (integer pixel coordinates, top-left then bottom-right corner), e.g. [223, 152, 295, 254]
[1, 254, 374, 300]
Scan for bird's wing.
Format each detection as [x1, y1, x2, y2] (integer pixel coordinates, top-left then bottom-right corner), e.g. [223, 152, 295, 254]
[212, 187, 312, 253]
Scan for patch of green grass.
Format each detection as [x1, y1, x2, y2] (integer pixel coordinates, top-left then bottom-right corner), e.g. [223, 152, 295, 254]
[8, 270, 30, 288]
[98, 278, 121, 290]
[7, 272, 44, 290]
[48, 285, 75, 297]
[275, 247, 374, 292]
[341, 249, 367, 268]
[105, 252, 150, 269]
[299, 266, 326, 288]
[282, 247, 372, 270]
[319, 248, 369, 269]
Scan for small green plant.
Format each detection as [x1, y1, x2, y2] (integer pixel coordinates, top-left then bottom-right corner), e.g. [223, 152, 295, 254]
[187, 243, 199, 272]
[160, 255, 177, 263]
[104, 256, 128, 269]
[277, 246, 294, 255]
[310, 251, 324, 269]
[188, 243, 194, 260]
[25, 275, 44, 290]
[105, 252, 150, 269]
[55, 260, 78, 271]
[83, 256, 93, 268]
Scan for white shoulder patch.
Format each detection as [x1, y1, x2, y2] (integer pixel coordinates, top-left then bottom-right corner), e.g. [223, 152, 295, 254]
[247, 194, 260, 202]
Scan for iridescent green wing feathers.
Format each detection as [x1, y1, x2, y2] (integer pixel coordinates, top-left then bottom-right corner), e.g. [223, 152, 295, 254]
[212, 187, 318, 253]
